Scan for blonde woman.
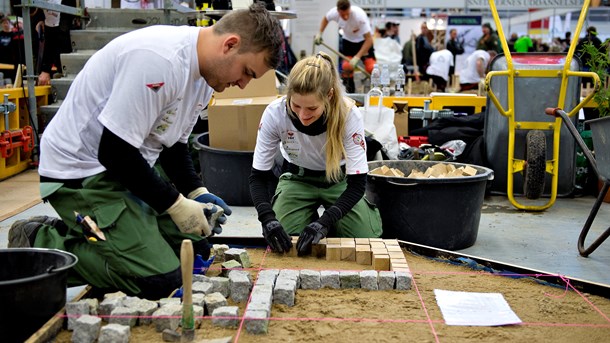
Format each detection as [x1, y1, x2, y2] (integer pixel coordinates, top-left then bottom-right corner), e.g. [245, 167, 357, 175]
[249, 52, 382, 255]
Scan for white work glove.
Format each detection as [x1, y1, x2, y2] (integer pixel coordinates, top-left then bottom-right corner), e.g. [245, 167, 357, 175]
[167, 194, 211, 237]
[314, 33, 323, 45]
[349, 56, 361, 69]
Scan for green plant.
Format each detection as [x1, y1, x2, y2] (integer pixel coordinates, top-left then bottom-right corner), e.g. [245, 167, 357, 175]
[581, 41, 610, 117]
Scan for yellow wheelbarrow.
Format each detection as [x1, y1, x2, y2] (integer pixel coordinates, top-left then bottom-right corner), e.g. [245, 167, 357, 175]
[484, 0, 600, 211]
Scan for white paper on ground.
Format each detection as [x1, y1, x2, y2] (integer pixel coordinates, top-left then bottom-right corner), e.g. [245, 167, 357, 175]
[434, 289, 522, 326]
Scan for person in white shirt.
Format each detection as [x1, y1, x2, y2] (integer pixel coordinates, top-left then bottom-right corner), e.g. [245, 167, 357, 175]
[9, 3, 284, 300]
[426, 49, 454, 92]
[249, 52, 382, 255]
[459, 49, 496, 92]
[314, 0, 375, 93]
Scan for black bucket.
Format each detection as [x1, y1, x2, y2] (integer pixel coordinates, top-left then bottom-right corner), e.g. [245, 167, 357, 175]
[366, 160, 494, 250]
[193, 133, 255, 206]
[0, 248, 78, 343]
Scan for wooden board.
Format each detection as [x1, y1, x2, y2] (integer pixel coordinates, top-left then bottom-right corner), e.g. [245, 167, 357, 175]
[0, 169, 42, 222]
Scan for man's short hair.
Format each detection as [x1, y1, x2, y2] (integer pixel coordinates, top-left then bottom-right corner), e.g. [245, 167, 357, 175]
[337, 0, 351, 11]
[212, 2, 283, 69]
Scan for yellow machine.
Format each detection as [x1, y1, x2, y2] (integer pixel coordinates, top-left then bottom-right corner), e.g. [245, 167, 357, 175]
[484, 0, 600, 211]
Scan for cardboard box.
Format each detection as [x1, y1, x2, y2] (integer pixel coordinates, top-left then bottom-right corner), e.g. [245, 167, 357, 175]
[208, 72, 278, 151]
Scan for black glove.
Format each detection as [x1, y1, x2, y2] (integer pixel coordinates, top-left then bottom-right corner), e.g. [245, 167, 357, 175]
[262, 220, 292, 253]
[296, 221, 329, 256]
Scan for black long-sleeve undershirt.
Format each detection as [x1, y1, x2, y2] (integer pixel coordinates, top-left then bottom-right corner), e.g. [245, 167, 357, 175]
[98, 127, 198, 214]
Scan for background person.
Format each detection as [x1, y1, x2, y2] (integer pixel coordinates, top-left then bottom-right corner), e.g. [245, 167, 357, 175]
[446, 28, 464, 78]
[459, 49, 495, 92]
[9, 3, 283, 300]
[314, 0, 375, 93]
[249, 52, 382, 255]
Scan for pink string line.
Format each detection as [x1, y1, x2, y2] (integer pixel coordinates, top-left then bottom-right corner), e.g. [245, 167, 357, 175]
[562, 275, 610, 324]
[411, 275, 441, 342]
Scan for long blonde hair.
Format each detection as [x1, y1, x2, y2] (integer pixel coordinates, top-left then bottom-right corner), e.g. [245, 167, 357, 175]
[286, 52, 350, 183]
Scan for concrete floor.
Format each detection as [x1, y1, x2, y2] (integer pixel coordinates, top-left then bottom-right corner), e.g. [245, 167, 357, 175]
[1, 194, 609, 288]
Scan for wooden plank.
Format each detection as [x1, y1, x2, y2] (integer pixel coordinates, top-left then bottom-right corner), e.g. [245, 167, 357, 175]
[25, 286, 92, 343]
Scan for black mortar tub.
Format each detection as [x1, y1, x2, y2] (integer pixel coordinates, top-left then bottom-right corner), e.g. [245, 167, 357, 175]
[193, 132, 256, 206]
[366, 160, 494, 250]
[0, 248, 78, 342]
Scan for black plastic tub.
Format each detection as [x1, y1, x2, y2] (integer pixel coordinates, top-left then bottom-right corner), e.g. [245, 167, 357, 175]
[366, 160, 494, 250]
[0, 248, 78, 343]
[193, 133, 255, 206]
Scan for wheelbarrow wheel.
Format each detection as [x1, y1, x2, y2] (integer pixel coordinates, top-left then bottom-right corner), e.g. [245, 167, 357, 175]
[524, 130, 546, 199]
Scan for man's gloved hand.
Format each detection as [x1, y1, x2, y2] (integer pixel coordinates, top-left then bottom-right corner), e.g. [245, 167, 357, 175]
[349, 56, 361, 69]
[314, 33, 323, 45]
[189, 187, 233, 216]
[167, 194, 211, 236]
[203, 203, 225, 236]
[262, 219, 292, 253]
[296, 221, 329, 256]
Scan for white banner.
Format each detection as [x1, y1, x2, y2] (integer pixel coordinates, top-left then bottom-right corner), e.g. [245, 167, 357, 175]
[465, 0, 584, 9]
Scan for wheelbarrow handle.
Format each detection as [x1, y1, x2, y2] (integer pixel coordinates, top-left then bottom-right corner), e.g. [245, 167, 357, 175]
[544, 107, 565, 117]
[546, 107, 601, 179]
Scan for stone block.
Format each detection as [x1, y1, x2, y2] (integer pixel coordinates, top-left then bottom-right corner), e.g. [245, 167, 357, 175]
[212, 244, 230, 262]
[193, 274, 211, 283]
[211, 306, 240, 328]
[224, 248, 251, 268]
[273, 280, 297, 306]
[210, 276, 230, 297]
[339, 271, 360, 289]
[108, 306, 138, 327]
[246, 302, 271, 316]
[299, 269, 321, 290]
[82, 298, 99, 316]
[71, 314, 101, 343]
[229, 269, 252, 303]
[66, 301, 90, 330]
[204, 292, 228, 315]
[229, 269, 253, 282]
[256, 269, 279, 287]
[131, 299, 158, 325]
[354, 238, 370, 245]
[158, 297, 181, 307]
[194, 305, 204, 328]
[244, 309, 269, 334]
[192, 293, 206, 308]
[152, 304, 182, 332]
[278, 269, 300, 288]
[359, 270, 378, 290]
[395, 271, 413, 290]
[378, 271, 396, 290]
[98, 323, 130, 343]
[311, 238, 327, 258]
[320, 270, 340, 289]
[161, 329, 180, 342]
[193, 281, 214, 295]
[221, 259, 243, 276]
[250, 284, 273, 306]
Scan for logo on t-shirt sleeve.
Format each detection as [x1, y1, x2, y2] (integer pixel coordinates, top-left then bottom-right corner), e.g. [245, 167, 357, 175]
[352, 132, 365, 150]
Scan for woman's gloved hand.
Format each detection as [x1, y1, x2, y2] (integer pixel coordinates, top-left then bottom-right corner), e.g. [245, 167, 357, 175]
[296, 221, 329, 256]
[262, 219, 292, 253]
[167, 194, 211, 236]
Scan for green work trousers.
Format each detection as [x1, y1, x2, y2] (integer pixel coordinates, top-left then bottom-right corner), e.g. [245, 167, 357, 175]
[35, 172, 202, 296]
[272, 172, 383, 238]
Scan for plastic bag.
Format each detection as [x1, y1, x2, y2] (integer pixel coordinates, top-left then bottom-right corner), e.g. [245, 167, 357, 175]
[361, 89, 399, 160]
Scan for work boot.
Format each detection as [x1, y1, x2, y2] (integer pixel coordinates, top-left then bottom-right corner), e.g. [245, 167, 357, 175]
[7, 215, 68, 247]
[8, 219, 43, 247]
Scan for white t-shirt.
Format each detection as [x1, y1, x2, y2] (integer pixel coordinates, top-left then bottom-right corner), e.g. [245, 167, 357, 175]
[252, 97, 369, 176]
[39, 25, 213, 180]
[43, 0, 62, 27]
[459, 50, 490, 84]
[325, 6, 372, 43]
[426, 49, 454, 81]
